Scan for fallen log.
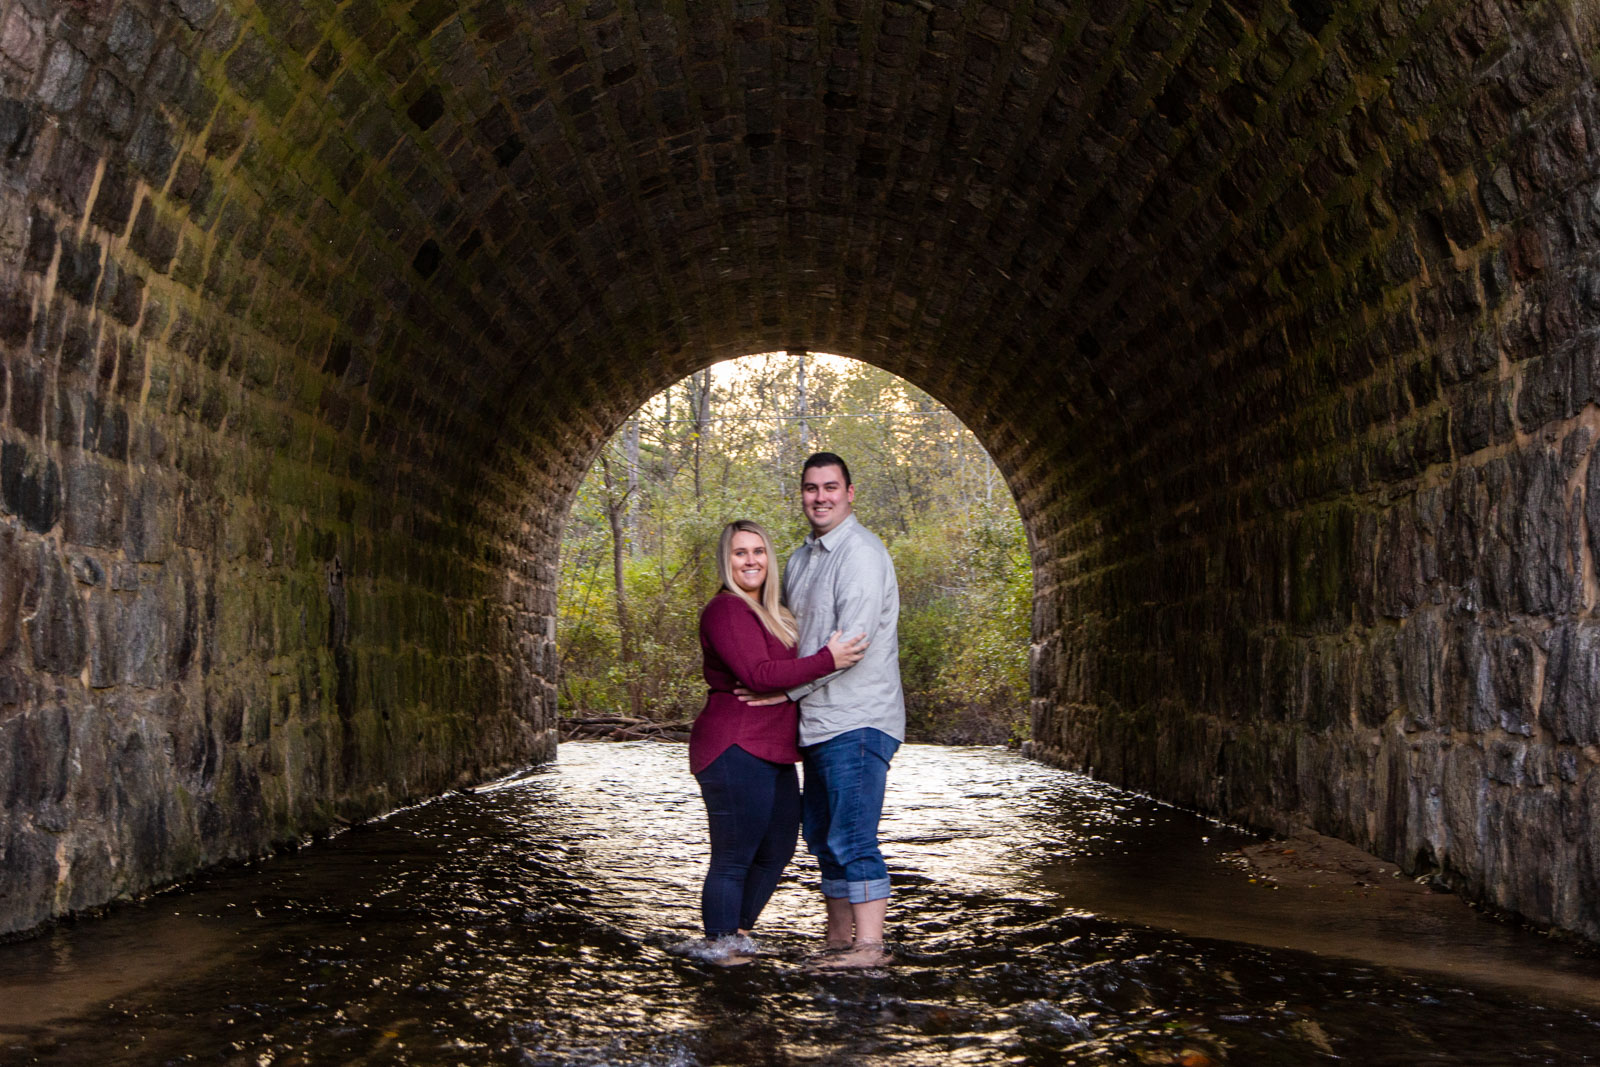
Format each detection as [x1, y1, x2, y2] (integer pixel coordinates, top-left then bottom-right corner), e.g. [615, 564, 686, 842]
[560, 716, 693, 742]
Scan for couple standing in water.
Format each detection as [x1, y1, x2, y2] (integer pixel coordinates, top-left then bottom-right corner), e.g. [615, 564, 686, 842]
[688, 451, 904, 968]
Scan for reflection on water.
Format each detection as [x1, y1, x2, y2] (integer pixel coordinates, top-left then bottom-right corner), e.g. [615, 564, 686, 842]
[2, 742, 1598, 1065]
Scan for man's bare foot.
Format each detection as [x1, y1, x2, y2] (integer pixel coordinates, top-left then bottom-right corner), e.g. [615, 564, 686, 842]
[804, 937, 853, 962]
[814, 941, 892, 969]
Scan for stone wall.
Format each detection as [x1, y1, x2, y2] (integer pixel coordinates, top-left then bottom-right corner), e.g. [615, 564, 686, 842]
[1026, 0, 1600, 940]
[0, 0, 1596, 943]
[0, 0, 558, 936]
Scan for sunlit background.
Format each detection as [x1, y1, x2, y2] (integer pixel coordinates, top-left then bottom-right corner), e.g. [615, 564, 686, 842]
[556, 353, 1031, 744]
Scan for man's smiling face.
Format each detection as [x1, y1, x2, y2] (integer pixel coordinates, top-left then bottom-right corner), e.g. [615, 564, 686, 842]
[801, 463, 854, 535]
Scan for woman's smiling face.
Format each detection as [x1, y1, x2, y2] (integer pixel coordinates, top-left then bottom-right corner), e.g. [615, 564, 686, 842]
[729, 530, 768, 593]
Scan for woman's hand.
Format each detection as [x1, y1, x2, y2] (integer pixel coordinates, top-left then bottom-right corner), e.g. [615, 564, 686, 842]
[825, 629, 868, 668]
[734, 687, 790, 706]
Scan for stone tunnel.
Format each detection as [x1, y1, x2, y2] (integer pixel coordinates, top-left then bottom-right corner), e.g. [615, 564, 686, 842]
[0, 0, 1598, 941]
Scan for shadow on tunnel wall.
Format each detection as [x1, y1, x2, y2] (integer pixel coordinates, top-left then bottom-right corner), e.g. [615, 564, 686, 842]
[0, 0, 1597, 942]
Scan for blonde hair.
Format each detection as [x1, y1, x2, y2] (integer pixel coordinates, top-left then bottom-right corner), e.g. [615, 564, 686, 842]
[717, 519, 799, 647]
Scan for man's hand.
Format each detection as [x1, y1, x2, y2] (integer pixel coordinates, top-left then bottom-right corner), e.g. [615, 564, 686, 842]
[734, 686, 789, 706]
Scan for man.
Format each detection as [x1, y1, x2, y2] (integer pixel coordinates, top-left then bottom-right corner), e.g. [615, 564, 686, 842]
[742, 451, 904, 968]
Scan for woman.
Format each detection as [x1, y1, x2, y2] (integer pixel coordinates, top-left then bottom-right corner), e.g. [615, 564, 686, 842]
[689, 519, 866, 959]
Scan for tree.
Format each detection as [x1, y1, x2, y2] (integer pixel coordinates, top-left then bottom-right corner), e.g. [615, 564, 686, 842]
[555, 353, 1031, 743]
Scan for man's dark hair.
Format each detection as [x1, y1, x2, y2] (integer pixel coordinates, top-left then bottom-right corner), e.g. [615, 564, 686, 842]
[801, 451, 852, 486]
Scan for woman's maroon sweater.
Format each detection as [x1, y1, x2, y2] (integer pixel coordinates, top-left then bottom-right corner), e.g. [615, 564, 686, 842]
[688, 591, 837, 774]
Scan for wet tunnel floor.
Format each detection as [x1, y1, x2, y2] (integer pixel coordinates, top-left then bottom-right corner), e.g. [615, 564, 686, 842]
[2, 743, 1599, 1066]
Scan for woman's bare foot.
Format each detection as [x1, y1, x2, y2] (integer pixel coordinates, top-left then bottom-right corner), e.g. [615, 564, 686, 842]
[699, 934, 755, 966]
[814, 941, 892, 969]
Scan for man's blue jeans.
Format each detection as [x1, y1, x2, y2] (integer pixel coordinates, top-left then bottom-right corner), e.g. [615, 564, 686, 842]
[800, 727, 900, 904]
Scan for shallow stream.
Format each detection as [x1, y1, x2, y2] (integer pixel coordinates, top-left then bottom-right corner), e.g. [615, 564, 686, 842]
[2, 742, 1598, 1065]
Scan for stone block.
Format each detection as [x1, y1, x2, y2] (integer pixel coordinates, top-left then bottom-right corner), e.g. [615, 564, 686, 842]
[89, 164, 137, 236]
[61, 457, 125, 549]
[0, 96, 39, 172]
[6, 356, 42, 438]
[1358, 627, 1402, 728]
[57, 312, 97, 376]
[0, 526, 22, 657]
[1375, 507, 1424, 619]
[1487, 737, 1528, 786]
[199, 101, 245, 162]
[123, 582, 171, 688]
[26, 547, 84, 674]
[3, 704, 67, 809]
[49, 384, 79, 449]
[408, 85, 445, 130]
[21, 210, 53, 273]
[107, 7, 157, 77]
[1439, 741, 1486, 869]
[223, 29, 275, 100]
[0, 442, 59, 534]
[1399, 608, 1444, 731]
[1449, 624, 1541, 736]
[169, 235, 204, 287]
[84, 72, 135, 140]
[61, 835, 119, 914]
[0, 8, 43, 71]
[70, 553, 103, 586]
[1582, 444, 1600, 578]
[35, 43, 88, 113]
[1513, 447, 1578, 615]
[1450, 380, 1499, 455]
[84, 397, 130, 462]
[1444, 625, 1495, 733]
[129, 200, 178, 272]
[1489, 632, 1541, 734]
[0, 283, 30, 347]
[0, 824, 56, 932]
[1539, 623, 1600, 744]
[1515, 347, 1570, 430]
[87, 586, 123, 688]
[95, 258, 145, 326]
[56, 232, 102, 304]
[171, 0, 218, 30]
[127, 108, 178, 184]
[1581, 766, 1600, 897]
[110, 562, 138, 592]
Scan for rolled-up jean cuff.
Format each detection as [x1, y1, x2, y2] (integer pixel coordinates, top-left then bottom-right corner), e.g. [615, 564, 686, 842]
[847, 877, 890, 904]
[820, 877, 851, 900]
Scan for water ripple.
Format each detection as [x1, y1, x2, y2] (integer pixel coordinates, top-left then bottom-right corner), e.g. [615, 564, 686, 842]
[1, 742, 1597, 1065]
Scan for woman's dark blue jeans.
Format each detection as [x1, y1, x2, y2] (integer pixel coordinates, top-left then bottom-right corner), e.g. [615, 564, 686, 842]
[694, 744, 801, 938]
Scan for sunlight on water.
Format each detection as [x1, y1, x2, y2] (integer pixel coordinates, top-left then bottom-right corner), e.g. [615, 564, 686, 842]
[1, 742, 1597, 1065]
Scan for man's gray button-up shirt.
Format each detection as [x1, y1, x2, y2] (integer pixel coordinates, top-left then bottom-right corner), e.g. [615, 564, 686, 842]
[782, 513, 905, 746]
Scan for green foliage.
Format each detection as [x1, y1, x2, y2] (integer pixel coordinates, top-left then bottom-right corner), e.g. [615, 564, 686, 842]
[556, 355, 1031, 743]
[890, 508, 1032, 744]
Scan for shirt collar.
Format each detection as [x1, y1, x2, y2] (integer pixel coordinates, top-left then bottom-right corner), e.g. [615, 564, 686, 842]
[805, 512, 859, 552]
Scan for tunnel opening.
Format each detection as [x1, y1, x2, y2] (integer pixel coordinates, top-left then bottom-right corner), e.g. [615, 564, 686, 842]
[554, 351, 1032, 747]
[0, 0, 1595, 944]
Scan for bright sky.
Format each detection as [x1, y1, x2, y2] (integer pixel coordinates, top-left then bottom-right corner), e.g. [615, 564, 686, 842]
[635, 351, 906, 425]
[707, 351, 856, 386]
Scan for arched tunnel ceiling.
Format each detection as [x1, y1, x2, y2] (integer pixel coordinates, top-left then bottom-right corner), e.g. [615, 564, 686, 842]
[157, 0, 1570, 528]
[347, 0, 1328, 456]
